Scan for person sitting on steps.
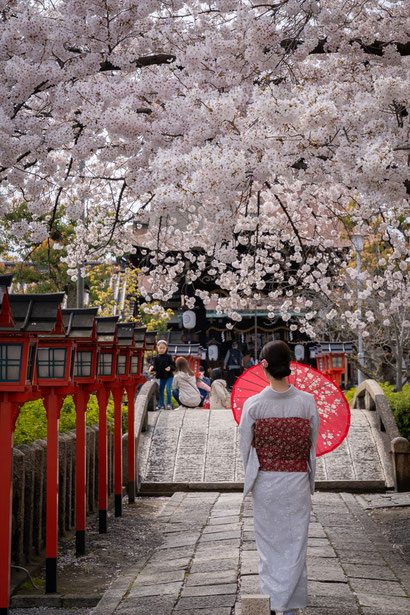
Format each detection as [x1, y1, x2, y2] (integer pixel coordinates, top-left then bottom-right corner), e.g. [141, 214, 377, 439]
[172, 357, 202, 409]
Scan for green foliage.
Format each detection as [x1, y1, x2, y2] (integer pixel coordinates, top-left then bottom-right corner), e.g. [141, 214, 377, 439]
[380, 383, 410, 441]
[0, 201, 75, 294]
[14, 394, 129, 446]
[344, 387, 356, 406]
[344, 383, 410, 441]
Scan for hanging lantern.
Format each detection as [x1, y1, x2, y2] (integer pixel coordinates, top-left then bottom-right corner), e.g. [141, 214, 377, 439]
[182, 310, 196, 329]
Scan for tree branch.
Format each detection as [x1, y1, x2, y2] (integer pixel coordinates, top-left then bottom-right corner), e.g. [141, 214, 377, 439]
[100, 53, 176, 72]
[280, 37, 410, 57]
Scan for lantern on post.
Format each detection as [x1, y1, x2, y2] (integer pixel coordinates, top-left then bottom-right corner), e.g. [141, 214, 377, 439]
[95, 316, 118, 534]
[125, 326, 147, 502]
[0, 277, 47, 614]
[35, 300, 75, 594]
[111, 322, 135, 517]
[315, 342, 353, 388]
[62, 307, 99, 556]
[130, 326, 146, 381]
[189, 343, 201, 375]
[0, 284, 67, 602]
[144, 330, 157, 353]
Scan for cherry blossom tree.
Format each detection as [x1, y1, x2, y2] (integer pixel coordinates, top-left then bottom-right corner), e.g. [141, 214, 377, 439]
[1, 1, 409, 377]
[298, 218, 409, 389]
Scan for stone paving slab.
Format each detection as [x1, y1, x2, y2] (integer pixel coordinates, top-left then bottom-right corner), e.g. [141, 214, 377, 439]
[138, 408, 390, 487]
[90, 490, 410, 615]
[357, 491, 410, 509]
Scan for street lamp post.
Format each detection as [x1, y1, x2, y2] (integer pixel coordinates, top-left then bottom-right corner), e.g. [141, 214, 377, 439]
[352, 233, 365, 385]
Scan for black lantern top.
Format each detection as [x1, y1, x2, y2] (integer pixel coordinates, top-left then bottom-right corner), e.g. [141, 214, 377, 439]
[144, 330, 157, 351]
[62, 307, 98, 339]
[0, 273, 13, 294]
[133, 326, 146, 349]
[96, 316, 119, 342]
[168, 343, 201, 357]
[314, 342, 353, 356]
[116, 322, 135, 346]
[0, 292, 65, 333]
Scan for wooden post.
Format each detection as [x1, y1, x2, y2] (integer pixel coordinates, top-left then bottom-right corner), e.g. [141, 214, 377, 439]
[73, 388, 90, 555]
[96, 387, 110, 533]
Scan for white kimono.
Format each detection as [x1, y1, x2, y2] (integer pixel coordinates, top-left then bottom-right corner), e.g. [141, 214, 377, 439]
[239, 384, 320, 612]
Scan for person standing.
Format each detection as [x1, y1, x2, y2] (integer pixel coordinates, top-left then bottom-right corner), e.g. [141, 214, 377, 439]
[223, 341, 243, 389]
[242, 352, 256, 370]
[239, 340, 320, 615]
[149, 340, 175, 410]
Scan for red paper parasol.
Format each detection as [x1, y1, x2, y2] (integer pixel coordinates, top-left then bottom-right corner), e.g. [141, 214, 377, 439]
[231, 362, 350, 456]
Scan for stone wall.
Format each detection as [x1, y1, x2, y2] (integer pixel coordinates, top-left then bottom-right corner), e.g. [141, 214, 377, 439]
[11, 425, 115, 566]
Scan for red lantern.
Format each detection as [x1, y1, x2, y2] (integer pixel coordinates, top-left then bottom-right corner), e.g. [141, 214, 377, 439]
[315, 342, 352, 388]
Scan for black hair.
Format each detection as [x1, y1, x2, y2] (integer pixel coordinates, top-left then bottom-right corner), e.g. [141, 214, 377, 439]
[259, 340, 291, 379]
[211, 367, 223, 383]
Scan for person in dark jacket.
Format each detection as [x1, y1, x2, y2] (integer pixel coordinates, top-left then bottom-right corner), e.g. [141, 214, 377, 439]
[224, 341, 243, 389]
[149, 340, 175, 409]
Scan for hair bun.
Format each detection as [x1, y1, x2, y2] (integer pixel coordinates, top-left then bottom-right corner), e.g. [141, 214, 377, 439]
[259, 340, 291, 380]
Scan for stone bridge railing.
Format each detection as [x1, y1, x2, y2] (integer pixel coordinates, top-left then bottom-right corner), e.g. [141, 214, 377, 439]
[122, 379, 158, 494]
[352, 380, 410, 492]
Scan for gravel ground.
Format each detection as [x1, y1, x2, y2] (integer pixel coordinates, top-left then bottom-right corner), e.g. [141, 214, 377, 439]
[11, 610, 93, 615]
[368, 505, 410, 565]
[12, 495, 166, 611]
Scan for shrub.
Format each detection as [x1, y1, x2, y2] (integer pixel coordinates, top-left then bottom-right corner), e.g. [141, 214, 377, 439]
[380, 383, 410, 441]
[344, 383, 410, 441]
[14, 393, 128, 446]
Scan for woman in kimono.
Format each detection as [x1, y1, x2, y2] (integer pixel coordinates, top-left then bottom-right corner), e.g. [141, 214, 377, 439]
[239, 341, 320, 615]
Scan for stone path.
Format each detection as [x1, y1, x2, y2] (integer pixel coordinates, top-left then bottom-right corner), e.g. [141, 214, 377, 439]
[138, 408, 391, 489]
[92, 491, 410, 615]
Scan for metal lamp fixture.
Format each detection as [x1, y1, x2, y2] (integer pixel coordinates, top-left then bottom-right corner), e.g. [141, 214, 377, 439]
[351, 232, 365, 385]
[351, 233, 364, 253]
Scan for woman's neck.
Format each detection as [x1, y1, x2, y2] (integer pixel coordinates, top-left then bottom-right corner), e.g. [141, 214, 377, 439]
[269, 377, 290, 393]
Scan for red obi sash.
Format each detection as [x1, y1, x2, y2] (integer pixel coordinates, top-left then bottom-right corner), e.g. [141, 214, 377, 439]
[254, 417, 311, 472]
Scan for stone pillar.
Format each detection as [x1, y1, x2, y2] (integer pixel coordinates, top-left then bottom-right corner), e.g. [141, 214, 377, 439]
[69, 431, 76, 529]
[108, 430, 114, 495]
[122, 433, 129, 486]
[87, 427, 96, 513]
[64, 432, 75, 530]
[31, 439, 47, 554]
[90, 425, 99, 508]
[241, 595, 271, 615]
[58, 434, 69, 537]
[392, 437, 410, 492]
[17, 444, 35, 563]
[11, 448, 25, 565]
